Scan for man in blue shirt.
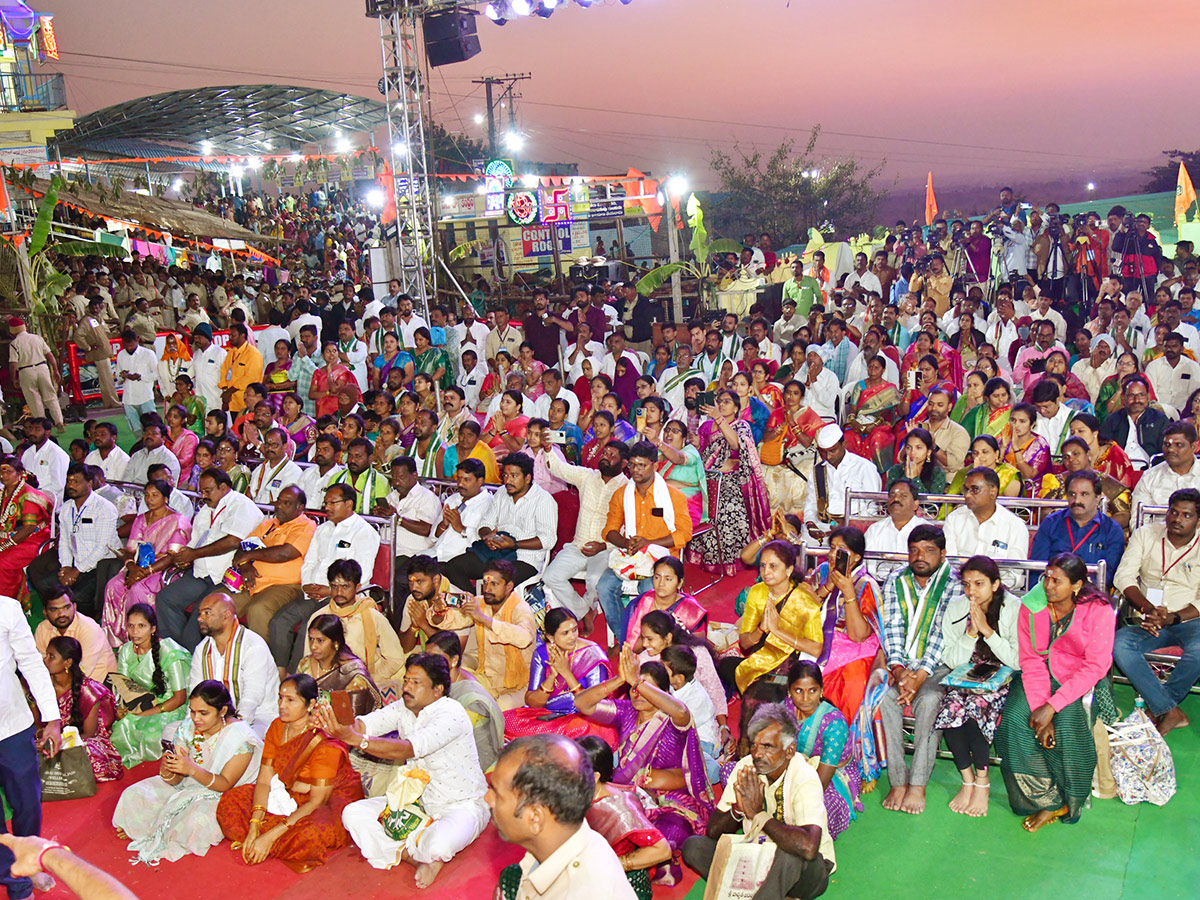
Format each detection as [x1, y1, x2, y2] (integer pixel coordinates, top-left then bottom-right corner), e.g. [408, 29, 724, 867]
[1030, 468, 1125, 586]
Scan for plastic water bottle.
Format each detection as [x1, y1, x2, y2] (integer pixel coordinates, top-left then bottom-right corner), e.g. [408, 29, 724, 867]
[1134, 696, 1145, 712]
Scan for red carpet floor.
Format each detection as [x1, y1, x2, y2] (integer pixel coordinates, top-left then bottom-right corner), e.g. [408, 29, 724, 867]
[38, 562, 754, 900]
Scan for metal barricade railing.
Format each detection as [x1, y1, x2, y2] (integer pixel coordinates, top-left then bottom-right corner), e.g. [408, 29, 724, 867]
[1136, 505, 1168, 529]
[843, 489, 1100, 534]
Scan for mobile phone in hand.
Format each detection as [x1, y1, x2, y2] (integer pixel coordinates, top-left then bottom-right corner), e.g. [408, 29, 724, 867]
[161, 739, 175, 756]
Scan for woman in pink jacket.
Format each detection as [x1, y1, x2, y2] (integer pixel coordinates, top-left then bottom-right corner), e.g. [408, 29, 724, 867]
[995, 552, 1117, 831]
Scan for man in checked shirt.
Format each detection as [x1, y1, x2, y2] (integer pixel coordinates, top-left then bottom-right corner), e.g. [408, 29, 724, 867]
[877, 524, 960, 816]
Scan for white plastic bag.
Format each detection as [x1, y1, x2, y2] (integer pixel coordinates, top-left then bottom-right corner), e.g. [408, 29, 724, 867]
[1105, 708, 1176, 806]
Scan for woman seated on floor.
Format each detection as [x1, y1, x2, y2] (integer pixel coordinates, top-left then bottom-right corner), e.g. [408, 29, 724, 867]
[624, 557, 708, 648]
[112, 680, 262, 865]
[216, 674, 365, 872]
[42, 636, 123, 783]
[110, 603, 191, 767]
[934, 555, 1020, 818]
[786, 660, 862, 840]
[719, 540, 824, 696]
[295, 614, 383, 716]
[637, 610, 729, 752]
[806, 526, 882, 721]
[503, 608, 615, 743]
[994, 552, 1117, 832]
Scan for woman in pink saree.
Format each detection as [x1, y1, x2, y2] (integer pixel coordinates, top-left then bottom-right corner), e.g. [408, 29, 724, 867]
[576, 648, 714, 885]
[1002, 402, 1051, 492]
[101, 479, 193, 647]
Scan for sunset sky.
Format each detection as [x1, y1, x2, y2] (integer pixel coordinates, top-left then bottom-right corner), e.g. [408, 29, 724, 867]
[43, 0, 1199, 192]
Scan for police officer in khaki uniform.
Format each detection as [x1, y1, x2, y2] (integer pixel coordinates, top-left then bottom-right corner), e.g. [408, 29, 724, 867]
[7, 316, 63, 431]
[73, 298, 120, 409]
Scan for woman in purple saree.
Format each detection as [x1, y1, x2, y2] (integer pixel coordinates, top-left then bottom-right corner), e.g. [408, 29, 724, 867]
[577, 648, 714, 885]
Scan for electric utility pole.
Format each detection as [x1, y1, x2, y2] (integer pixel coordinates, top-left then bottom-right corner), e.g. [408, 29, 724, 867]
[471, 72, 531, 156]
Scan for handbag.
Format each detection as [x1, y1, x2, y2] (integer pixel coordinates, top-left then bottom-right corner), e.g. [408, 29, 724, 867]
[106, 672, 157, 713]
[701, 814, 778, 900]
[40, 729, 97, 802]
[1105, 708, 1176, 806]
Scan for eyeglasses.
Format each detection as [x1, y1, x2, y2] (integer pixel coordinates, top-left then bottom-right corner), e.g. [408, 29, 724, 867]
[963, 485, 989, 495]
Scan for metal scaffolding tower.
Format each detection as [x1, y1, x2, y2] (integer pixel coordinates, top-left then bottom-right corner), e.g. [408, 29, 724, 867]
[369, 1, 445, 312]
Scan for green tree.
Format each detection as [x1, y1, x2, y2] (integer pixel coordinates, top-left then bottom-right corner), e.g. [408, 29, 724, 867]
[1144, 149, 1200, 193]
[708, 129, 888, 247]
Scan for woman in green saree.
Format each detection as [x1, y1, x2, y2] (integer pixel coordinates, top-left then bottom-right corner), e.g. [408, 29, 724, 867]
[655, 419, 709, 525]
[412, 326, 452, 391]
[953, 370, 988, 438]
[1095, 352, 1141, 424]
[111, 603, 191, 766]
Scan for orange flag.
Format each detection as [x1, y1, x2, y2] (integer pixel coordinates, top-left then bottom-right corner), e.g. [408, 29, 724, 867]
[924, 172, 937, 226]
[1176, 161, 1197, 224]
[379, 160, 397, 226]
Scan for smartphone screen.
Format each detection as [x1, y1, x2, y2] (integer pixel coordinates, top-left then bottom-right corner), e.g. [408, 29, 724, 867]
[161, 739, 175, 755]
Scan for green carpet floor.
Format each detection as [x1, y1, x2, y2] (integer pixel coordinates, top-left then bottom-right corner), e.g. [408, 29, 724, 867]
[685, 689, 1199, 900]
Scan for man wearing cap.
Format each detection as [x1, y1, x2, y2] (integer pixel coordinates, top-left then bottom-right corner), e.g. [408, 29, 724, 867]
[8, 317, 63, 431]
[72, 298, 120, 409]
[191, 323, 226, 418]
[804, 424, 881, 544]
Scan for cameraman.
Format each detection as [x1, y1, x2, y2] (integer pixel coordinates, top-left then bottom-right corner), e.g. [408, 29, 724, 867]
[1033, 214, 1072, 304]
[1000, 217, 1035, 293]
[908, 253, 953, 315]
[1112, 213, 1163, 303]
[1069, 213, 1107, 308]
[958, 221, 992, 289]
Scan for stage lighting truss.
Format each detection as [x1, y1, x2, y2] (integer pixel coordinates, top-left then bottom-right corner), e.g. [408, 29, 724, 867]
[484, 0, 623, 25]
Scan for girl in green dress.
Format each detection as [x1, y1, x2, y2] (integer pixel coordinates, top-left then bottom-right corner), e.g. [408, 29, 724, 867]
[111, 603, 191, 767]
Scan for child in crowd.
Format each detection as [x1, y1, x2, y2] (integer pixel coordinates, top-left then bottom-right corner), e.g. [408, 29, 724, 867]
[661, 645, 720, 784]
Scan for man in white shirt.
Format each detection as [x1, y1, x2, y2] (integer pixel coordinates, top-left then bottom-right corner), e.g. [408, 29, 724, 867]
[286, 299, 323, 343]
[444, 452, 557, 592]
[298, 434, 346, 510]
[804, 424, 882, 545]
[190, 324, 227, 419]
[155, 467, 265, 650]
[83, 421, 129, 482]
[1030, 379, 1076, 455]
[26, 464, 119, 619]
[433, 458, 492, 563]
[0, 592, 63, 900]
[842, 329, 899, 392]
[599, 331, 641, 381]
[844, 252, 883, 298]
[487, 734, 636, 900]
[984, 295, 1021, 364]
[1145, 332, 1200, 412]
[19, 417, 68, 506]
[864, 478, 924, 582]
[1131, 421, 1200, 517]
[254, 309, 290, 361]
[377, 455, 443, 594]
[114, 329, 158, 438]
[454, 304, 491, 366]
[121, 421, 181, 486]
[533, 369, 579, 424]
[540, 442, 628, 618]
[246, 428, 303, 503]
[1028, 291, 1067, 344]
[331, 653, 490, 889]
[136, 463, 194, 520]
[748, 318, 782, 365]
[564, 322, 605, 384]
[798, 348, 841, 422]
[264, 481, 383, 665]
[336, 320, 369, 393]
[944, 467, 1029, 590]
[187, 593, 279, 737]
[396, 294, 429, 351]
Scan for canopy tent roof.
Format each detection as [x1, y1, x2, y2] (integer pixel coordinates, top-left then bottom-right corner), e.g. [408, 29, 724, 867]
[53, 84, 390, 156]
[12, 175, 284, 244]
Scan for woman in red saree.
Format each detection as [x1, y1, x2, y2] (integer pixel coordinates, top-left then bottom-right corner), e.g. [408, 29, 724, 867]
[0, 455, 53, 612]
[579, 410, 615, 469]
[1068, 413, 1135, 488]
[309, 342, 361, 419]
[503, 608, 616, 743]
[217, 674, 363, 873]
[845, 356, 901, 468]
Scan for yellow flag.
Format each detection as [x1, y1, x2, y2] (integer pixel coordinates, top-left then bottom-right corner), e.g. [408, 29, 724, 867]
[1177, 162, 1197, 224]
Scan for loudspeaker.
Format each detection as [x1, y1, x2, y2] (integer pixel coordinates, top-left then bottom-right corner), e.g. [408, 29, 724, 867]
[424, 10, 481, 67]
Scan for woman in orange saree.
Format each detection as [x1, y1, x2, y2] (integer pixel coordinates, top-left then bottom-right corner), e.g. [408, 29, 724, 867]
[217, 675, 363, 872]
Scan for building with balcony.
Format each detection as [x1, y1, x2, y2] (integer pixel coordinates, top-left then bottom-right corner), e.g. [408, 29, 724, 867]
[0, 2, 73, 165]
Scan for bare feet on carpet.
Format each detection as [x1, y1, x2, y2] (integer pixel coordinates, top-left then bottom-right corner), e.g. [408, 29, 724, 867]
[31, 874, 55, 892]
[900, 785, 926, 814]
[949, 780, 975, 814]
[414, 860, 444, 889]
[965, 780, 990, 817]
[1157, 707, 1189, 737]
[882, 786, 906, 811]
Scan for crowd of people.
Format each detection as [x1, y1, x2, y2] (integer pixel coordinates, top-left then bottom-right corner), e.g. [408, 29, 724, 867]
[1, 186, 1198, 900]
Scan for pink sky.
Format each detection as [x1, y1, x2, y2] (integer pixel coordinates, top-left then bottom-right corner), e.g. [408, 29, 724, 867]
[43, 0, 1199, 190]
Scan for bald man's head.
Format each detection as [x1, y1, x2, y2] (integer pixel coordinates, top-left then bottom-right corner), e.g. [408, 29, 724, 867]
[196, 592, 236, 638]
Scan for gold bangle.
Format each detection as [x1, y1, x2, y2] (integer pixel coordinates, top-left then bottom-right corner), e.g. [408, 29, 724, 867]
[251, 805, 266, 813]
